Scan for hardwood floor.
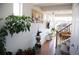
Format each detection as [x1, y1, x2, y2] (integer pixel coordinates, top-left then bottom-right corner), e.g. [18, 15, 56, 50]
[39, 37, 56, 55]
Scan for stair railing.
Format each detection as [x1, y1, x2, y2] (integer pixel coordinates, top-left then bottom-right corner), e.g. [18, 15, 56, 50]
[55, 23, 72, 48]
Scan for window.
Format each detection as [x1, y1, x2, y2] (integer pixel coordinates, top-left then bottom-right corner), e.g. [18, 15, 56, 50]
[13, 3, 23, 16]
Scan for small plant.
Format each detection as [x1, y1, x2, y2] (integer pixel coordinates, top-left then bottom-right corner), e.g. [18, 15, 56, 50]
[51, 28, 55, 31]
[51, 28, 57, 37]
[16, 49, 23, 55]
[26, 48, 33, 55]
[6, 51, 13, 55]
[24, 48, 35, 55]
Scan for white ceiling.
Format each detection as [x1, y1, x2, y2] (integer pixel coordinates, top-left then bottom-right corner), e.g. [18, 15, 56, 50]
[33, 3, 72, 7]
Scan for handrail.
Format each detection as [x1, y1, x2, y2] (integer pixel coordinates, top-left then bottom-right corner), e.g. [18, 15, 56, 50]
[55, 23, 72, 49]
[58, 23, 72, 33]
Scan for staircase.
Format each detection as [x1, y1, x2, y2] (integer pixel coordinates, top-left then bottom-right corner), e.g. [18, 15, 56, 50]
[56, 23, 72, 55]
[59, 31, 71, 40]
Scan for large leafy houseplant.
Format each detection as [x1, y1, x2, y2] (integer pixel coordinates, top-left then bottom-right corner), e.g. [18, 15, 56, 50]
[0, 15, 32, 55]
[5, 15, 32, 35]
[0, 28, 8, 54]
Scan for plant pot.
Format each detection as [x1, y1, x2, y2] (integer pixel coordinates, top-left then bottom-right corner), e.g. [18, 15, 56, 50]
[16, 49, 23, 55]
[6, 51, 13, 55]
[36, 37, 40, 43]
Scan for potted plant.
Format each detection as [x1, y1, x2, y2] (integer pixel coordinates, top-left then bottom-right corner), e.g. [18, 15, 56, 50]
[16, 49, 23, 55]
[35, 30, 41, 48]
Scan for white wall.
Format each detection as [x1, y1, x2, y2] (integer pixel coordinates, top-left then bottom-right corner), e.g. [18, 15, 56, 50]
[70, 4, 79, 55]
[23, 3, 34, 16]
[6, 23, 38, 54]
[0, 3, 13, 29]
[0, 3, 13, 18]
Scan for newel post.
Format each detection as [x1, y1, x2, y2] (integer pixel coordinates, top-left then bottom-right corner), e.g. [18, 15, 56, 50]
[56, 31, 58, 48]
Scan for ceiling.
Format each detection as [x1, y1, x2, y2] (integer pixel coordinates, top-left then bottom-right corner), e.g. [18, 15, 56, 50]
[33, 3, 72, 7]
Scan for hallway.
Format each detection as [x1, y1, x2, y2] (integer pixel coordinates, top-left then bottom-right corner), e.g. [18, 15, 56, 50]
[39, 37, 56, 55]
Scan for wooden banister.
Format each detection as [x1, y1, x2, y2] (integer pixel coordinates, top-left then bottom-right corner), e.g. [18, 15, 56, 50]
[55, 23, 72, 49]
[58, 23, 72, 33]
